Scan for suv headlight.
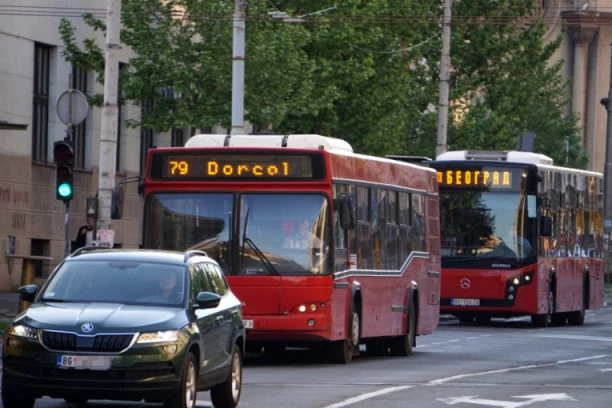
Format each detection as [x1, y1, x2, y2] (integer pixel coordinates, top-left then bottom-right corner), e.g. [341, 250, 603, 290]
[136, 330, 179, 344]
[11, 325, 38, 339]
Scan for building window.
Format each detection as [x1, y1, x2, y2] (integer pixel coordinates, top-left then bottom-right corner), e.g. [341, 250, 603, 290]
[171, 128, 184, 147]
[32, 43, 51, 162]
[31, 239, 50, 278]
[72, 66, 88, 168]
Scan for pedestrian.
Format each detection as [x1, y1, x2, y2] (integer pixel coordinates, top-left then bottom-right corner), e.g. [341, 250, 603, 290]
[74, 215, 96, 250]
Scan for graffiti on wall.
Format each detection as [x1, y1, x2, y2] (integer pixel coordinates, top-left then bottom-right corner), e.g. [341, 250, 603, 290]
[0, 188, 30, 205]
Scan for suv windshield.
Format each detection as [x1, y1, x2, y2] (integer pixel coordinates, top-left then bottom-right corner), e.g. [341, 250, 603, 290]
[143, 192, 332, 276]
[41, 260, 186, 307]
[440, 191, 538, 265]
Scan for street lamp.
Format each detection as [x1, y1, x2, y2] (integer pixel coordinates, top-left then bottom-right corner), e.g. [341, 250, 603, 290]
[231, 6, 337, 135]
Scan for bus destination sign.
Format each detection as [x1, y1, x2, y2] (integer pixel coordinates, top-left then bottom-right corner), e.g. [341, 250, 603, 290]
[149, 152, 322, 180]
[436, 168, 515, 190]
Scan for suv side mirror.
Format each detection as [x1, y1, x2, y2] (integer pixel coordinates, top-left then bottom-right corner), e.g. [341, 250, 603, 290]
[18, 284, 39, 303]
[195, 292, 222, 309]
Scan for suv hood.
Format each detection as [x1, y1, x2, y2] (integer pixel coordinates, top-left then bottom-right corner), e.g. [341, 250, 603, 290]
[16, 302, 188, 334]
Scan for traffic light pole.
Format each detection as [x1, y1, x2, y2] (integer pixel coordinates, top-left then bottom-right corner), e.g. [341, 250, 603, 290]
[64, 124, 74, 259]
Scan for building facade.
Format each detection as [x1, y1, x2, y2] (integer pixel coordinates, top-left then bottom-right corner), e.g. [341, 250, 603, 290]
[544, 0, 612, 172]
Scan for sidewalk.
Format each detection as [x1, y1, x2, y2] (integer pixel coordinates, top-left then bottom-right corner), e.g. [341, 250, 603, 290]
[0, 291, 19, 323]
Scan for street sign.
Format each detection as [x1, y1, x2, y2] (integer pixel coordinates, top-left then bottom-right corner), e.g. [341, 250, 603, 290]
[97, 229, 115, 248]
[57, 89, 89, 126]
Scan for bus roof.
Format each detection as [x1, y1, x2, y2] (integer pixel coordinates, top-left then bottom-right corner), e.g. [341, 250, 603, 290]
[435, 150, 554, 166]
[185, 134, 354, 154]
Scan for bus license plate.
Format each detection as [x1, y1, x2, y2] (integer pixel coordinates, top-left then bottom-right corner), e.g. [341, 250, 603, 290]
[57, 355, 111, 370]
[451, 298, 480, 306]
[244, 319, 254, 329]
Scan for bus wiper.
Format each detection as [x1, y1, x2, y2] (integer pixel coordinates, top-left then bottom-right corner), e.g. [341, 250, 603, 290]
[244, 237, 280, 276]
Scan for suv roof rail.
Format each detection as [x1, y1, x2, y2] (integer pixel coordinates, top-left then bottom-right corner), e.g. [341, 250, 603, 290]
[70, 246, 113, 258]
[184, 250, 208, 262]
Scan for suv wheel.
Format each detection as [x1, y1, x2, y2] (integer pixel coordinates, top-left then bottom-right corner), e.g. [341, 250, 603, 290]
[210, 344, 243, 408]
[164, 352, 197, 408]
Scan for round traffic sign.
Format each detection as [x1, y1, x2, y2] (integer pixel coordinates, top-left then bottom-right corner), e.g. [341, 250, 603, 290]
[56, 89, 89, 126]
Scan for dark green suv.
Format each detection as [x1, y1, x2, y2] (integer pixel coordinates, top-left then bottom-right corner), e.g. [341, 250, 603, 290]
[2, 248, 245, 408]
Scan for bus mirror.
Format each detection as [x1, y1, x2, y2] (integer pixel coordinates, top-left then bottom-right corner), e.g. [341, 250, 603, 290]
[111, 185, 125, 220]
[336, 194, 355, 230]
[540, 215, 552, 237]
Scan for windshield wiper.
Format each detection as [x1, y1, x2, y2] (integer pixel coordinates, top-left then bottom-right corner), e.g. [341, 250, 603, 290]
[40, 298, 73, 303]
[244, 237, 280, 276]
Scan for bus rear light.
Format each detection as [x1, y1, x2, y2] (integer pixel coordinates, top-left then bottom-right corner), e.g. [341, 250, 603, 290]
[320, 303, 326, 308]
[512, 277, 520, 285]
[508, 294, 514, 300]
[307, 319, 316, 327]
[309, 304, 317, 312]
[508, 286, 515, 293]
[298, 305, 306, 313]
[297, 303, 319, 313]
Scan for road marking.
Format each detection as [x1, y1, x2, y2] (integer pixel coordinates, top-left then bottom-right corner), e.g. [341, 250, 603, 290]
[321, 355, 608, 408]
[322, 386, 413, 408]
[598, 368, 612, 372]
[438, 393, 577, 407]
[429, 355, 608, 385]
[532, 334, 612, 342]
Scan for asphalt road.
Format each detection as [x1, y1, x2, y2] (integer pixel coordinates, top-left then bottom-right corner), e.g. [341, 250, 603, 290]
[3, 306, 612, 408]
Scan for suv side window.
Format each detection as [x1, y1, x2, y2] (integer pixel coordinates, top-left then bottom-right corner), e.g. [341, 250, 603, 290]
[204, 263, 228, 296]
[191, 263, 211, 299]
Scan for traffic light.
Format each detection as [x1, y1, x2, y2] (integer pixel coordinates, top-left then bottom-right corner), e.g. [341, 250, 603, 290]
[53, 140, 74, 201]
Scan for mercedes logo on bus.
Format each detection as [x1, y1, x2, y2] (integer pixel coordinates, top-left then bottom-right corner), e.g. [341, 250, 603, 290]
[460, 278, 471, 290]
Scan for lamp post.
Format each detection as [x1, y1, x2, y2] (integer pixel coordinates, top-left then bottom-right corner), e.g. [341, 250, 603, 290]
[600, 45, 612, 284]
[231, 0, 246, 135]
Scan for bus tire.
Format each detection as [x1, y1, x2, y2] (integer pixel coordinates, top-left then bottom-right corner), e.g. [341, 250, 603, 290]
[531, 289, 553, 328]
[328, 302, 359, 364]
[390, 300, 416, 357]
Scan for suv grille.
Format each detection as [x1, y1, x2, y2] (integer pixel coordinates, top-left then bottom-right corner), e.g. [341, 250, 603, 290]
[41, 331, 135, 353]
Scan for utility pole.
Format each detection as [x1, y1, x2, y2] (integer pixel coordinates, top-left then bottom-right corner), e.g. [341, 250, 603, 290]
[231, 0, 245, 135]
[600, 46, 612, 284]
[98, 0, 122, 243]
[436, 0, 452, 158]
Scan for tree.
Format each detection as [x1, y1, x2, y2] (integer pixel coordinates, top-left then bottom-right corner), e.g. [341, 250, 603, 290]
[59, 0, 587, 168]
[402, 0, 588, 168]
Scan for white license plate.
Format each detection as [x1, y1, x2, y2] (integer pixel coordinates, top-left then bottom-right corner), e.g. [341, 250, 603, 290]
[57, 355, 111, 370]
[243, 319, 254, 329]
[451, 298, 480, 306]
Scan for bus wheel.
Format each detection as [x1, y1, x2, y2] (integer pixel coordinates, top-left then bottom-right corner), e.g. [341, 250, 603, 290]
[390, 302, 416, 357]
[531, 289, 553, 328]
[328, 307, 359, 364]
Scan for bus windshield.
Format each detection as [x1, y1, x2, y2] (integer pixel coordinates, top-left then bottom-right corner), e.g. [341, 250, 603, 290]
[143, 192, 332, 276]
[439, 191, 538, 264]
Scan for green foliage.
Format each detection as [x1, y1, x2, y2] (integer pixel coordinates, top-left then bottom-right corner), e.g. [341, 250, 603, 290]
[58, 0, 586, 168]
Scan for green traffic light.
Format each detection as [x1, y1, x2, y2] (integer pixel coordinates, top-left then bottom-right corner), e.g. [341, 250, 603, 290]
[57, 183, 72, 198]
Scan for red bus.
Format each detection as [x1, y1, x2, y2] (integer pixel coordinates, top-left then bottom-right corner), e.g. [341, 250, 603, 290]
[430, 150, 605, 327]
[133, 134, 441, 363]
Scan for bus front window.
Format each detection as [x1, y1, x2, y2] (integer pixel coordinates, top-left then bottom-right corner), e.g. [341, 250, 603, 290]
[238, 194, 331, 276]
[440, 191, 537, 263]
[143, 193, 234, 273]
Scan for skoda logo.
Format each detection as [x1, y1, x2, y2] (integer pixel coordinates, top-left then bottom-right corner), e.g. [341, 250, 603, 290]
[81, 323, 94, 333]
[460, 278, 471, 290]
